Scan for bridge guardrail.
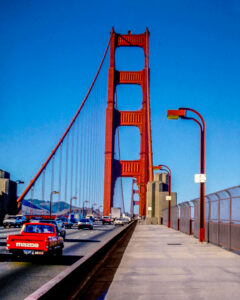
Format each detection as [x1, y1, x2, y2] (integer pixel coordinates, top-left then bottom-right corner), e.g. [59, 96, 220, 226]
[163, 186, 240, 252]
[25, 221, 136, 300]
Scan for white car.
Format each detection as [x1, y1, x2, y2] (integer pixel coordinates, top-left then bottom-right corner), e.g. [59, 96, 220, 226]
[123, 217, 131, 223]
[114, 218, 125, 226]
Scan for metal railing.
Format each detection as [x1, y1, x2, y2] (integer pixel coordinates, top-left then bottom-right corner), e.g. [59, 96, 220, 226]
[163, 186, 240, 252]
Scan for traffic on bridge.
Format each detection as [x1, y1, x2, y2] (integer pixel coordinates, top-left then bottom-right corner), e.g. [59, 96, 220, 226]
[1, 1, 240, 300]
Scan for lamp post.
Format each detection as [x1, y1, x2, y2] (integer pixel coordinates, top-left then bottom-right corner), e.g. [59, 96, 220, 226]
[16, 180, 24, 184]
[16, 180, 25, 214]
[50, 191, 59, 217]
[98, 205, 103, 217]
[82, 200, 89, 217]
[16, 180, 25, 198]
[92, 203, 97, 215]
[167, 108, 206, 242]
[153, 165, 172, 228]
[70, 196, 77, 214]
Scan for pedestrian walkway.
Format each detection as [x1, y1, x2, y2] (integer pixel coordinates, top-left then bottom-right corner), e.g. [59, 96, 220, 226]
[105, 225, 240, 300]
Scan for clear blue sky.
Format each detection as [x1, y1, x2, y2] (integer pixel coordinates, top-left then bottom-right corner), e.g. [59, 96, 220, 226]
[1, 0, 240, 211]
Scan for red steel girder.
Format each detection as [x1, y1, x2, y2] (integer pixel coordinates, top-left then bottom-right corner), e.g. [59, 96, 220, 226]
[103, 28, 153, 216]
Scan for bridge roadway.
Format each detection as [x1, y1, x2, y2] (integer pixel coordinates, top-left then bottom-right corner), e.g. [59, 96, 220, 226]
[105, 224, 240, 300]
[0, 221, 125, 300]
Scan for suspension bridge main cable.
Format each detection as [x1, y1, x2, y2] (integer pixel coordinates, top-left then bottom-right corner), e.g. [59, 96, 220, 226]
[17, 30, 113, 206]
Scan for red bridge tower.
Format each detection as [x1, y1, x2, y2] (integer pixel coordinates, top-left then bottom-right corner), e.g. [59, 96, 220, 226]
[104, 28, 153, 216]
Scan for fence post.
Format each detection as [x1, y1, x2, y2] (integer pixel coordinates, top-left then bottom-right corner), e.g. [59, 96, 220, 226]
[206, 196, 210, 243]
[178, 205, 180, 230]
[178, 204, 181, 231]
[191, 199, 198, 238]
[188, 203, 191, 235]
[225, 190, 232, 250]
[216, 193, 220, 246]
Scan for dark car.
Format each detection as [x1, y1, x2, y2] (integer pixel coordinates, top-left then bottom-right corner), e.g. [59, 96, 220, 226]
[55, 216, 72, 227]
[62, 219, 73, 229]
[78, 219, 93, 230]
[38, 219, 66, 240]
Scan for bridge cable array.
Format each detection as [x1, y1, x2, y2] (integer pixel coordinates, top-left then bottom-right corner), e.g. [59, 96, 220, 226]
[17, 33, 113, 216]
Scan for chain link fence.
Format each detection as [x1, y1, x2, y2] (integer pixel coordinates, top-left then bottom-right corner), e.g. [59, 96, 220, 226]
[163, 186, 240, 252]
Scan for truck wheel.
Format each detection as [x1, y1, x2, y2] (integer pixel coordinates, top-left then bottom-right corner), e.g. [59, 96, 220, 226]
[47, 249, 54, 256]
[11, 250, 23, 259]
[56, 248, 63, 256]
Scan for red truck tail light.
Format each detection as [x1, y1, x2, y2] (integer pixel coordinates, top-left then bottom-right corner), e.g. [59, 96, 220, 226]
[6, 238, 10, 249]
[45, 238, 49, 249]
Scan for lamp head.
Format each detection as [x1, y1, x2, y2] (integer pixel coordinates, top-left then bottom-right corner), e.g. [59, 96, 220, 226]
[167, 109, 186, 120]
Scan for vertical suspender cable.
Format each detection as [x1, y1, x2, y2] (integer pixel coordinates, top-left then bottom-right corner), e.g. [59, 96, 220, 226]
[78, 119, 83, 213]
[30, 186, 34, 215]
[51, 156, 55, 214]
[75, 118, 80, 208]
[90, 90, 95, 209]
[42, 170, 45, 214]
[115, 90, 125, 213]
[65, 135, 69, 210]
[70, 125, 75, 209]
[82, 114, 87, 215]
[85, 108, 90, 211]
[93, 87, 98, 209]
[93, 83, 97, 209]
[51, 156, 55, 194]
[58, 144, 63, 212]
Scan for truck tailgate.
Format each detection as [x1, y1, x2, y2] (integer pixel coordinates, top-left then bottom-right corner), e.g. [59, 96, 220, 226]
[7, 235, 47, 251]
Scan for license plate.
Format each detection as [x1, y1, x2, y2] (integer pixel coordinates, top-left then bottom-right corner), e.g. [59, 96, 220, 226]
[23, 250, 44, 255]
[23, 250, 33, 255]
[34, 251, 44, 255]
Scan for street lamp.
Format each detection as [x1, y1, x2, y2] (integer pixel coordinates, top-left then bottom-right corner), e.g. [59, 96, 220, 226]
[92, 203, 97, 214]
[70, 196, 77, 214]
[167, 107, 206, 242]
[50, 191, 59, 217]
[82, 200, 89, 217]
[16, 180, 25, 184]
[98, 205, 103, 217]
[16, 180, 25, 198]
[16, 180, 25, 214]
[153, 165, 172, 228]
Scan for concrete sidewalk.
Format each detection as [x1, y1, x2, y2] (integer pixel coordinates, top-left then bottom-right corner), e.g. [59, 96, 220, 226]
[105, 225, 240, 300]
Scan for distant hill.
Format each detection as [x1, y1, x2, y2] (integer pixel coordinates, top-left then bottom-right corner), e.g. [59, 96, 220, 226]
[22, 199, 80, 214]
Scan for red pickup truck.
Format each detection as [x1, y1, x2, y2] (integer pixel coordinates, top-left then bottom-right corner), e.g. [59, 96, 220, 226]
[6, 222, 64, 256]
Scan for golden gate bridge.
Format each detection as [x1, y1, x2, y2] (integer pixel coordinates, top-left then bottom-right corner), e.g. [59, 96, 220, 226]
[17, 28, 153, 218]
